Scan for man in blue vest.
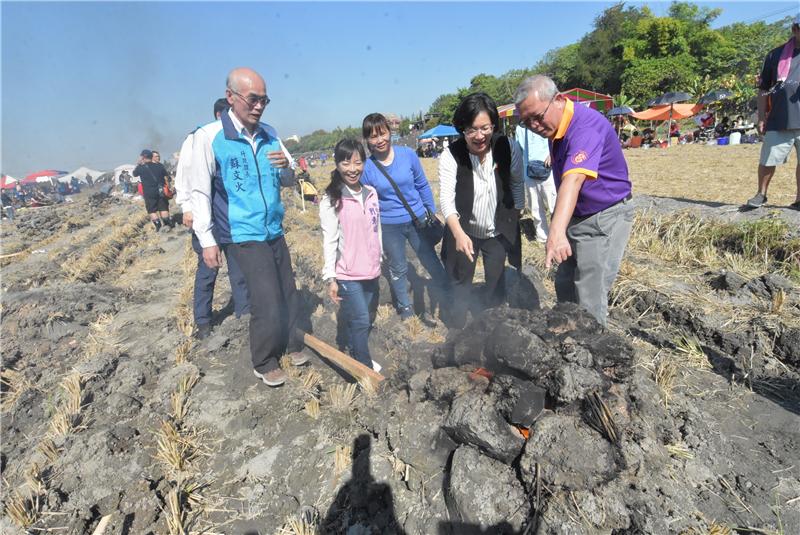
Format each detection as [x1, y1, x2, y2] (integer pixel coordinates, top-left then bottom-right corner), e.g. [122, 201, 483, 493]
[190, 67, 308, 387]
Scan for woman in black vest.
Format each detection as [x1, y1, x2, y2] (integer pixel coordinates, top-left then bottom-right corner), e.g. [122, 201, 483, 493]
[439, 92, 525, 328]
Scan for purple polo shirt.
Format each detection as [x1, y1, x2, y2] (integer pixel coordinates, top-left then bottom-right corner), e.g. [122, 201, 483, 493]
[550, 99, 631, 217]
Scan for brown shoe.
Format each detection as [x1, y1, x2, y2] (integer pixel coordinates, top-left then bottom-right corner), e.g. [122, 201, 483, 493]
[254, 368, 287, 387]
[288, 352, 310, 366]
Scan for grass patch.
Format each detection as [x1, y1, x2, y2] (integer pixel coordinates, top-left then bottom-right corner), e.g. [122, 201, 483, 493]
[674, 336, 712, 370]
[629, 211, 800, 282]
[666, 443, 694, 460]
[154, 420, 205, 475]
[48, 373, 86, 437]
[1, 368, 32, 412]
[333, 444, 352, 476]
[304, 397, 320, 420]
[4, 488, 42, 528]
[327, 383, 358, 412]
[62, 214, 149, 281]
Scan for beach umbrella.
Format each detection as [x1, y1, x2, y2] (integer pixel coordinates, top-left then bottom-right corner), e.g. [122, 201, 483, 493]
[649, 92, 692, 147]
[698, 89, 733, 105]
[607, 107, 635, 140]
[607, 106, 635, 116]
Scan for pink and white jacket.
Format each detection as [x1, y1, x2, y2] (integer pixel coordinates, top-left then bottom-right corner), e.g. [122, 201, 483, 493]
[320, 184, 382, 281]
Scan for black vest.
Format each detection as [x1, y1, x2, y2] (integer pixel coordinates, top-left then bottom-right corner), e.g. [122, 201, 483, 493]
[443, 134, 521, 268]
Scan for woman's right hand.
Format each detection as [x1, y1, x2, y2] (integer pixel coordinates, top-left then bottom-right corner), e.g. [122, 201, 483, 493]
[454, 231, 475, 263]
[328, 280, 341, 304]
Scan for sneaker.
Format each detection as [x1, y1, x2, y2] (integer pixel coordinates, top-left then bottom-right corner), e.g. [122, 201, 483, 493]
[746, 193, 767, 208]
[195, 323, 212, 340]
[399, 306, 414, 321]
[254, 368, 287, 387]
[287, 352, 310, 366]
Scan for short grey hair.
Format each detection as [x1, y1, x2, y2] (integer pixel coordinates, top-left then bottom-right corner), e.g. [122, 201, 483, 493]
[514, 75, 559, 105]
[225, 72, 238, 92]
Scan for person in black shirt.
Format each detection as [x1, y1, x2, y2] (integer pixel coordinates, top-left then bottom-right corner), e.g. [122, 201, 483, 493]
[133, 149, 174, 231]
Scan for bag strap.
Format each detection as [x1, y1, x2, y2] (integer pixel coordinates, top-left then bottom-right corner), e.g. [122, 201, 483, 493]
[370, 155, 421, 224]
[524, 129, 529, 165]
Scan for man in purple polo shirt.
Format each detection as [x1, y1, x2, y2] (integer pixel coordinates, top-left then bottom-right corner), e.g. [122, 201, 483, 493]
[515, 75, 634, 325]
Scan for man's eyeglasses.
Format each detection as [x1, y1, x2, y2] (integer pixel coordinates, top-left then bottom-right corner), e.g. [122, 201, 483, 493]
[520, 95, 555, 127]
[229, 88, 270, 108]
[464, 124, 494, 137]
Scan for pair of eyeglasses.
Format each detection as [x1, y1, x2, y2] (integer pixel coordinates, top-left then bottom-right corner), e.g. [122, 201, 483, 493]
[464, 124, 494, 137]
[230, 88, 270, 108]
[520, 95, 555, 127]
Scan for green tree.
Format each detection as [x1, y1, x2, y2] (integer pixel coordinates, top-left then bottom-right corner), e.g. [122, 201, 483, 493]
[570, 3, 648, 94]
[621, 55, 698, 103]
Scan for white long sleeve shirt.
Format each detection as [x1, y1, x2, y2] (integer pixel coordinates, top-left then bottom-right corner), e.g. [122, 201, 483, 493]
[439, 138, 525, 239]
[174, 132, 196, 213]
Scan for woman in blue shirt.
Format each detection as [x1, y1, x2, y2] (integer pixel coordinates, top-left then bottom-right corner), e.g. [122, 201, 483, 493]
[360, 113, 451, 320]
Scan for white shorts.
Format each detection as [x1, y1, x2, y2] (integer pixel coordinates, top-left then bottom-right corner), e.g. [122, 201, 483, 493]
[760, 129, 800, 166]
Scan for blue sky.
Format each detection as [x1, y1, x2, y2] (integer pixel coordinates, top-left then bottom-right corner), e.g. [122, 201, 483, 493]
[1, 1, 796, 176]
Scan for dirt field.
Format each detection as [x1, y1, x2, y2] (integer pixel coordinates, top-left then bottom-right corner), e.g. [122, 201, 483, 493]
[1, 143, 798, 534]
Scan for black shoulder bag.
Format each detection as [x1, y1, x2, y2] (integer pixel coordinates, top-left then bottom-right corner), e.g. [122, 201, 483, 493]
[370, 156, 443, 245]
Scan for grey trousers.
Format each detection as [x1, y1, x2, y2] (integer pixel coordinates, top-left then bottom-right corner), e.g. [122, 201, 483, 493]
[555, 197, 634, 326]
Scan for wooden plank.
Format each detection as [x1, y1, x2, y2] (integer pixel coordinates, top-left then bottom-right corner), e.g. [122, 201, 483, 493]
[0, 251, 26, 260]
[299, 330, 385, 383]
[91, 515, 112, 535]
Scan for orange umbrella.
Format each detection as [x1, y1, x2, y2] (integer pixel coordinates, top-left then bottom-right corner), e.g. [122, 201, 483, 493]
[631, 103, 703, 121]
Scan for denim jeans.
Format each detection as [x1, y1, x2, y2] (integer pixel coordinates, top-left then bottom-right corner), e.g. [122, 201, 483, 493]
[191, 232, 250, 326]
[381, 221, 450, 318]
[337, 278, 379, 367]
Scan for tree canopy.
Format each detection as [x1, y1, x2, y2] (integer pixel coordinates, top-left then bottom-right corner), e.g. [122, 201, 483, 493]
[427, 2, 788, 120]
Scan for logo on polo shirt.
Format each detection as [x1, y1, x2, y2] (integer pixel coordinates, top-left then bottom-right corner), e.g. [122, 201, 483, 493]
[572, 150, 588, 164]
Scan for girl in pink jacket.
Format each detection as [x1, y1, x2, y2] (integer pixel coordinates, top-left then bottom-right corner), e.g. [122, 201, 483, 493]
[320, 138, 382, 370]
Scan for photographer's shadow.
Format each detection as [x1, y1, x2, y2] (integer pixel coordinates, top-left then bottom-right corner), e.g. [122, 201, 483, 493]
[322, 434, 406, 534]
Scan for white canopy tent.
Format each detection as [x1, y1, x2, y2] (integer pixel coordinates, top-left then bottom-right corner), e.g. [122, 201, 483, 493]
[59, 166, 105, 184]
[113, 164, 139, 184]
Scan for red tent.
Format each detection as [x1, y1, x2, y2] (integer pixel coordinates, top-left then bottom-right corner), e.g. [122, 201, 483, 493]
[561, 88, 614, 113]
[497, 87, 615, 118]
[22, 170, 68, 184]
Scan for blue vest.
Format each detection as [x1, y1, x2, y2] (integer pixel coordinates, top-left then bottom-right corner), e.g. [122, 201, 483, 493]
[210, 113, 284, 244]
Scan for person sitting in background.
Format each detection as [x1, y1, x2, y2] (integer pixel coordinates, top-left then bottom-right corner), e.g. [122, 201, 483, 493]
[669, 122, 680, 138]
[715, 117, 731, 138]
[700, 111, 715, 129]
[320, 139, 382, 372]
[642, 127, 655, 146]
